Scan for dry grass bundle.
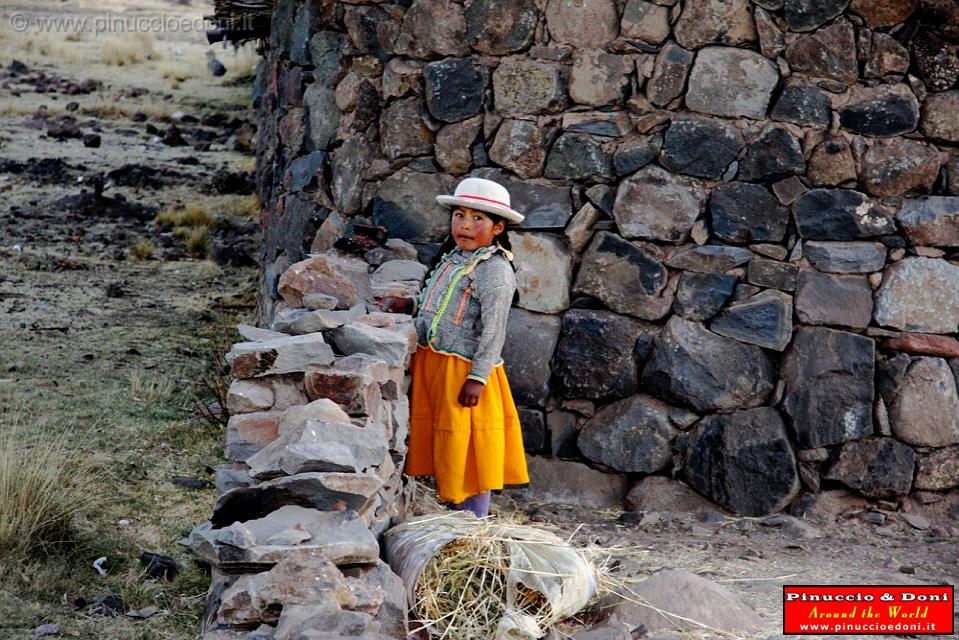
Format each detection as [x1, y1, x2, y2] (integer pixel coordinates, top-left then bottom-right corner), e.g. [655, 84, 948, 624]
[0, 410, 102, 556]
[388, 514, 597, 640]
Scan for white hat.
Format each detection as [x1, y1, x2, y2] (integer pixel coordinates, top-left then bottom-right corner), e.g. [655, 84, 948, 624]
[436, 177, 525, 224]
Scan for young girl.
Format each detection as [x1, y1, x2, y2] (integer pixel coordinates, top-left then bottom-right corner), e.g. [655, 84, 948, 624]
[381, 177, 529, 518]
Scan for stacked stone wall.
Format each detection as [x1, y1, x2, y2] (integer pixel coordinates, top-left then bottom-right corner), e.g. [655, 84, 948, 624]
[252, 0, 959, 517]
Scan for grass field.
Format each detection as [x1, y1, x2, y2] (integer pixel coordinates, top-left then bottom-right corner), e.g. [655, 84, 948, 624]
[0, 298, 250, 640]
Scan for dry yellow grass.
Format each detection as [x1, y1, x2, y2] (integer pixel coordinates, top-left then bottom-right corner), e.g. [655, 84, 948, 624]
[128, 367, 175, 404]
[101, 33, 159, 66]
[158, 61, 197, 83]
[0, 411, 103, 556]
[130, 239, 155, 260]
[218, 193, 259, 218]
[156, 203, 215, 229]
[186, 227, 210, 258]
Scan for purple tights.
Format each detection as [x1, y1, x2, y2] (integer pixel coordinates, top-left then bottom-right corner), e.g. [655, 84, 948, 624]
[452, 491, 491, 518]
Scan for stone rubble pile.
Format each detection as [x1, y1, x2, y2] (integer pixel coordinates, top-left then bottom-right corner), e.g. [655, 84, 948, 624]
[250, 0, 959, 524]
[186, 238, 423, 640]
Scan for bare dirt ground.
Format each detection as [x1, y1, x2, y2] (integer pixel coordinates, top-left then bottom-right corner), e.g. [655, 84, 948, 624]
[0, 2, 956, 640]
[0, 1, 259, 638]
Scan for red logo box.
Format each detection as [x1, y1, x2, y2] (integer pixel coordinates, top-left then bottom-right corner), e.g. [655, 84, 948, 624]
[783, 585, 954, 635]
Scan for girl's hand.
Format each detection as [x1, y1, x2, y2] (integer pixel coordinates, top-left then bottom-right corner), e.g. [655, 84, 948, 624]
[458, 380, 485, 407]
[377, 296, 414, 314]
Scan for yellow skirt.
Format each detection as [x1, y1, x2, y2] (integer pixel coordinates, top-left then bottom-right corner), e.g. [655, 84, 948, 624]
[405, 345, 529, 504]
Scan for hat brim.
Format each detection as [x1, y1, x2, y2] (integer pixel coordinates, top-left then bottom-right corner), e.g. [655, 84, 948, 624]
[436, 195, 525, 224]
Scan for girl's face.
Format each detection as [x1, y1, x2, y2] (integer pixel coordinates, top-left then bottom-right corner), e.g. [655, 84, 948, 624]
[451, 206, 505, 252]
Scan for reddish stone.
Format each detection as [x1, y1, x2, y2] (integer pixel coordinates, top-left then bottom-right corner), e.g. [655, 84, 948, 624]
[849, 0, 917, 28]
[225, 411, 283, 460]
[231, 350, 279, 379]
[304, 370, 380, 416]
[882, 332, 959, 358]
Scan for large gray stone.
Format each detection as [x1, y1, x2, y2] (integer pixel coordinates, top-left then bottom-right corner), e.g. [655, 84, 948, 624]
[747, 259, 798, 291]
[738, 125, 805, 182]
[465, 0, 538, 55]
[794, 269, 873, 329]
[709, 182, 788, 244]
[874, 258, 959, 334]
[308, 32, 349, 89]
[709, 289, 793, 351]
[332, 136, 370, 216]
[227, 334, 336, 379]
[660, 116, 744, 180]
[802, 241, 887, 273]
[502, 309, 562, 407]
[509, 232, 572, 314]
[642, 317, 776, 412]
[372, 170, 452, 243]
[686, 47, 779, 119]
[673, 272, 737, 321]
[771, 85, 832, 127]
[380, 97, 433, 160]
[212, 471, 385, 527]
[784, 20, 857, 83]
[784, 0, 850, 31]
[898, 197, 959, 247]
[185, 506, 380, 570]
[435, 116, 482, 176]
[839, 85, 920, 137]
[921, 91, 959, 143]
[304, 83, 340, 151]
[569, 50, 631, 107]
[793, 189, 895, 240]
[394, 0, 469, 59]
[216, 551, 354, 627]
[613, 165, 706, 243]
[579, 395, 688, 474]
[488, 119, 546, 179]
[245, 399, 389, 479]
[914, 446, 959, 490]
[545, 0, 619, 47]
[277, 252, 372, 311]
[888, 357, 959, 447]
[861, 138, 941, 197]
[620, 0, 671, 44]
[424, 58, 486, 123]
[552, 309, 645, 401]
[624, 476, 719, 513]
[685, 407, 800, 516]
[781, 327, 875, 448]
[610, 570, 765, 635]
[493, 60, 567, 115]
[824, 438, 914, 498]
[648, 42, 694, 107]
[329, 320, 417, 368]
[544, 133, 613, 180]
[665, 245, 754, 273]
[521, 455, 628, 508]
[674, 0, 757, 49]
[573, 232, 673, 321]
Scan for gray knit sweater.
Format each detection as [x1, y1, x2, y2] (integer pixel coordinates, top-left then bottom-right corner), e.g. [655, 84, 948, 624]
[413, 244, 516, 384]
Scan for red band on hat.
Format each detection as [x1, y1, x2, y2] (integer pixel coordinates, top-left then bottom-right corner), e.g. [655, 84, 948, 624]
[458, 194, 511, 209]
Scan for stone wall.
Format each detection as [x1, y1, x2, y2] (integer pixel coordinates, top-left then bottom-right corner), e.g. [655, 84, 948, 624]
[186, 270, 422, 639]
[251, 0, 959, 517]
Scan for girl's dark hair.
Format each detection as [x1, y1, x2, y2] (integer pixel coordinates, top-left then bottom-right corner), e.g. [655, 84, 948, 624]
[424, 212, 520, 304]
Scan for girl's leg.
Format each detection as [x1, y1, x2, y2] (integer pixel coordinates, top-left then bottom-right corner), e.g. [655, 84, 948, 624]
[452, 491, 491, 518]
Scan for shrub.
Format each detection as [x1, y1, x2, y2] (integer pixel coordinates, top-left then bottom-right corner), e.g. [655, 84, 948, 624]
[0, 415, 100, 556]
[130, 240, 155, 260]
[186, 227, 209, 258]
